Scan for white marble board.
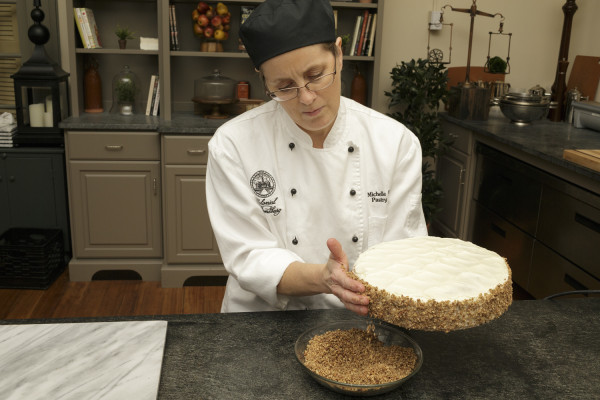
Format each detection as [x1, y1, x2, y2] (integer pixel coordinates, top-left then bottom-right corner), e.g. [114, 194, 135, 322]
[0, 320, 168, 400]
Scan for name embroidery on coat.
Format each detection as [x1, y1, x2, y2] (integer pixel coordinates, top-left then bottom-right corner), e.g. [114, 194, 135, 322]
[368, 190, 388, 203]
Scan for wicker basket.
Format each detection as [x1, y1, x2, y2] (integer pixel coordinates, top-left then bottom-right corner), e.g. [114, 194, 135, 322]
[0, 228, 64, 289]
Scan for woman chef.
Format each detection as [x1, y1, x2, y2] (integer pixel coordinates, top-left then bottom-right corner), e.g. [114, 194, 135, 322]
[206, 0, 427, 314]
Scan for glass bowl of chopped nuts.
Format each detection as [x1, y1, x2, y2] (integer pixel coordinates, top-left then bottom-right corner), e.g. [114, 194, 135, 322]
[295, 318, 423, 397]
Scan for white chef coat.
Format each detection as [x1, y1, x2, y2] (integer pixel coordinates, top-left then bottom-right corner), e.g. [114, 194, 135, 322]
[206, 96, 427, 313]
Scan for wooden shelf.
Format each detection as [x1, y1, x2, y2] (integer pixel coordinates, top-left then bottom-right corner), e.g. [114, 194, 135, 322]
[75, 49, 160, 55]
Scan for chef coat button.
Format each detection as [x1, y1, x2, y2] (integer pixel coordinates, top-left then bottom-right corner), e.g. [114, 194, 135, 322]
[348, 146, 354, 153]
[292, 237, 298, 245]
[352, 235, 358, 243]
[350, 189, 356, 196]
[291, 188, 297, 196]
[289, 142, 295, 150]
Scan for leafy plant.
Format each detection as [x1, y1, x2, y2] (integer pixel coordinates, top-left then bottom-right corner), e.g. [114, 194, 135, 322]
[341, 34, 350, 48]
[115, 78, 136, 103]
[384, 58, 450, 223]
[487, 56, 507, 74]
[115, 26, 135, 40]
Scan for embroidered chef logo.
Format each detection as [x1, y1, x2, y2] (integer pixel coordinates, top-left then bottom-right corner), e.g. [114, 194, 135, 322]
[250, 170, 281, 216]
[250, 170, 276, 198]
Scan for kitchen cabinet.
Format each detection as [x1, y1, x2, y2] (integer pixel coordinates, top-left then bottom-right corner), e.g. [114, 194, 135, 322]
[161, 135, 224, 287]
[432, 121, 475, 238]
[66, 131, 162, 281]
[471, 143, 600, 298]
[60, 0, 385, 120]
[0, 148, 70, 253]
[435, 113, 600, 299]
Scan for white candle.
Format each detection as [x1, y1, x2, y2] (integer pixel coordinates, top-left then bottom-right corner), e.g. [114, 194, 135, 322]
[29, 103, 44, 127]
[43, 111, 53, 127]
[44, 95, 53, 127]
[45, 95, 53, 114]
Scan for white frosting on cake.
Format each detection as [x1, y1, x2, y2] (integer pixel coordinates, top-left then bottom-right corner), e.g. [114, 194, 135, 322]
[353, 236, 509, 302]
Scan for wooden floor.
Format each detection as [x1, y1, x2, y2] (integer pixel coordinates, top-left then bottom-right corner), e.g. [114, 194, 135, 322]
[0, 270, 226, 320]
[1, 268, 535, 321]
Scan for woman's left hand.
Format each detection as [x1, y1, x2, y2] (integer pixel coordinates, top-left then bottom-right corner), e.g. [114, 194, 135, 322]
[323, 238, 369, 316]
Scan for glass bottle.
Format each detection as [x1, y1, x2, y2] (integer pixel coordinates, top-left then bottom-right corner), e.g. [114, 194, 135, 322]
[84, 56, 103, 113]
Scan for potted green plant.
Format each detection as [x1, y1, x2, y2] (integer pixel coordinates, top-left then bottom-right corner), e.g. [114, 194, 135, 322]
[115, 79, 136, 115]
[385, 58, 450, 224]
[341, 34, 351, 55]
[115, 26, 135, 49]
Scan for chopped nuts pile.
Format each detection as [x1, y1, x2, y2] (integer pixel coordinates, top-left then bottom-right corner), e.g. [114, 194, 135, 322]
[303, 326, 417, 385]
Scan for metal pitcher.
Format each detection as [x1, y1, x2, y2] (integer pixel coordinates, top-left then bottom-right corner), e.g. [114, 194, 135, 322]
[564, 87, 582, 124]
[490, 81, 510, 105]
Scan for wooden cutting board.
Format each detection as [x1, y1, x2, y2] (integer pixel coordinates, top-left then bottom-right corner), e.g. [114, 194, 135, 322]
[567, 56, 600, 101]
[563, 149, 600, 172]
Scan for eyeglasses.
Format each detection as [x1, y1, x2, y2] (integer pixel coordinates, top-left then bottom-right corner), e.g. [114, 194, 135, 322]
[265, 56, 337, 102]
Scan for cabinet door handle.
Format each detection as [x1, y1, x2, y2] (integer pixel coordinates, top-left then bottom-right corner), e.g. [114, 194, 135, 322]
[153, 178, 157, 195]
[574, 212, 600, 234]
[187, 149, 206, 155]
[490, 222, 506, 238]
[564, 274, 588, 291]
[459, 168, 466, 185]
[105, 145, 124, 151]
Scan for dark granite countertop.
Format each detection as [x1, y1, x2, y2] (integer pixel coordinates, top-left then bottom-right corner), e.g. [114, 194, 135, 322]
[2, 298, 599, 399]
[61, 108, 600, 184]
[441, 108, 600, 183]
[59, 112, 162, 131]
[59, 112, 227, 134]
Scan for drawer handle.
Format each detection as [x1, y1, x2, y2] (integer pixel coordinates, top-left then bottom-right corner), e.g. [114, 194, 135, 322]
[574, 212, 600, 234]
[564, 274, 588, 291]
[490, 223, 506, 238]
[105, 145, 124, 151]
[187, 149, 206, 155]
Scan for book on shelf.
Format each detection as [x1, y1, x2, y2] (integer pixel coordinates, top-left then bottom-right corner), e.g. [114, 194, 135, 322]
[169, 4, 180, 51]
[349, 14, 362, 56]
[361, 17, 370, 56]
[333, 10, 338, 32]
[80, 8, 102, 48]
[152, 79, 160, 116]
[146, 75, 157, 116]
[140, 37, 159, 51]
[146, 75, 159, 116]
[169, 4, 175, 50]
[366, 13, 377, 57]
[356, 10, 370, 56]
[73, 8, 91, 48]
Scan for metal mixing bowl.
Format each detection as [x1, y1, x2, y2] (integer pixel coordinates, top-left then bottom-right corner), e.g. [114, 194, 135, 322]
[499, 100, 549, 125]
[295, 319, 423, 397]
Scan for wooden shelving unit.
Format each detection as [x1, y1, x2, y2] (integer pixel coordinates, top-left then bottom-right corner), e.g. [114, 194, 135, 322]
[63, 0, 385, 120]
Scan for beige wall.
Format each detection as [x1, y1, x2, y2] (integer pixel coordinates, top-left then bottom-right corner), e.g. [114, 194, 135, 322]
[375, 0, 600, 112]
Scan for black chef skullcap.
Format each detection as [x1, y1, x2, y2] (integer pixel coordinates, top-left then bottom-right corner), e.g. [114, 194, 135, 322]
[239, 0, 336, 69]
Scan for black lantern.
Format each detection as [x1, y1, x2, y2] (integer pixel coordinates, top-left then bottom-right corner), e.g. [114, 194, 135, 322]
[11, 0, 69, 146]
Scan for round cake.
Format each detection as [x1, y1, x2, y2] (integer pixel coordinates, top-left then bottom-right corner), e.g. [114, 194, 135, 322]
[350, 236, 512, 332]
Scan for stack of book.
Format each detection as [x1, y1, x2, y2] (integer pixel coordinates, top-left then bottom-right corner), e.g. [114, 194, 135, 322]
[146, 75, 160, 116]
[74, 8, 103, 49]
[348, 11, 377, 57]
[169, 4, 180, 51]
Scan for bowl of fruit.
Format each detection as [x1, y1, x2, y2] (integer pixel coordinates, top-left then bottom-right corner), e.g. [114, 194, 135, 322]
[192, 2, 231, 51]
